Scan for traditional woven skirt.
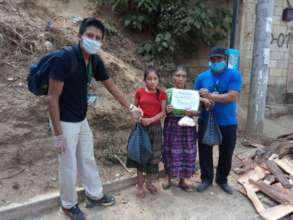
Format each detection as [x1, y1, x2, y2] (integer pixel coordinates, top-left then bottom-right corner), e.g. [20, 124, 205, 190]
[126, 122, 162, 174]
[163, 116, 197, 178]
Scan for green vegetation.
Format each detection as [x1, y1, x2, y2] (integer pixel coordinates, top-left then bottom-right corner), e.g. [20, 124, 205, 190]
[97, 0, 231, 71]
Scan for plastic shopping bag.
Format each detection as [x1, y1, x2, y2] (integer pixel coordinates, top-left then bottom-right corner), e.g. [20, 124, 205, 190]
[202, 111, 222, 146]
[178, 116, 196, 127]
[127, 123, 152, 164]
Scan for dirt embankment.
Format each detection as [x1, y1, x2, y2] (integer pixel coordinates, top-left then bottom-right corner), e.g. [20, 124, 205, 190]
[0, 0, 144, 205]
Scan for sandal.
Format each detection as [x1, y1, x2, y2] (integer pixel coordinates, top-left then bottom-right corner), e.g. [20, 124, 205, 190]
[179, 181, 194, 192]
[162, 181, 172, 190]
[146, 183, 158, 194]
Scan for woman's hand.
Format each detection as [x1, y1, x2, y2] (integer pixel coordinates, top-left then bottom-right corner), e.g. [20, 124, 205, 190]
[199, 88, 210, 98]
[166, 105, 173, 113]
[141, 118, 153, 126]
[185, 110, 199, 117]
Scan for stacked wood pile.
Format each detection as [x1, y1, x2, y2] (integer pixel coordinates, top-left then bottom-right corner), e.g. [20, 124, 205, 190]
[233, 133, 293, 220]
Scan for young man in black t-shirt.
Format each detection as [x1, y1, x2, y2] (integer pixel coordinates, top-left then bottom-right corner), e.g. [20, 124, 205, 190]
[48, 17, 141, 220]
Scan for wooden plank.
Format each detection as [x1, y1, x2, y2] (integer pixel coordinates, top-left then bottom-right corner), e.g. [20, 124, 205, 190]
[272, 183, 293, 199]
[263, 175, 276, 185]
[277, 133, 293, 140]
[273, 141, 293, 158]
[249, 180, 293, 205]
[266, 159, 291, 188]
[241, 141, 266, 148]
[233, 158, 255, 175]
[238, 166, 267, 184]
[232, 155, 244, 170]
[238, 167, 293, 219]
[242, 182, 265, 213]
[259, 204, 293, 220]
[274, 157, 293, 176]
[235, 148, 257, 160]
[259, 194, 278, 208]
[237, 185, 248, 196]
[238, 166, 267, 213]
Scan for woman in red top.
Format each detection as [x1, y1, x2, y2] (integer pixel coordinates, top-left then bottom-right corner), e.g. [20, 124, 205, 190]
[127, 67, 167, 198]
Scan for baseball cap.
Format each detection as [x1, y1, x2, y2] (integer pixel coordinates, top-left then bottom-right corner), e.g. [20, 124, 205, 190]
[208, 48, 227, 58]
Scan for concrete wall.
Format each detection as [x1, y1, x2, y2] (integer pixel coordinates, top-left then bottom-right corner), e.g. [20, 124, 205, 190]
[181, 0, 293, 107]
[239, 0, 293, 106]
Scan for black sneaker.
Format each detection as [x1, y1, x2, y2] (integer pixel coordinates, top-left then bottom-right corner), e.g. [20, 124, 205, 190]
[85, 194, 115, 208]
[196, 181, 211, 193]
[61, 204, 86, 220]
[217, 182, 234, 195]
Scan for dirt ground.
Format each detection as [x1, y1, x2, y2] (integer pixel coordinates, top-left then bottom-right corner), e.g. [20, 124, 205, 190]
[23, 143, 259, 220]
[22, 142, 293, 220]
[33, 181, 257, 220]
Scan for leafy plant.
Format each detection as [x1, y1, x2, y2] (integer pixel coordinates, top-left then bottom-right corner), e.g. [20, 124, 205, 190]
[137, 40, 155, 62]
[124, 13, 150, 30]
[96, 0, 231, 71]
[103, 20, 120, 36]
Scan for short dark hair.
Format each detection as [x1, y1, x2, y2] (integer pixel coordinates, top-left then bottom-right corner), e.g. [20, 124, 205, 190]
[79, 17, 105, 39]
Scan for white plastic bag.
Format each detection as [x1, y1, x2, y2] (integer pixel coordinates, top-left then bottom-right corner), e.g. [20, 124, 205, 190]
[178, 116, 196, 127]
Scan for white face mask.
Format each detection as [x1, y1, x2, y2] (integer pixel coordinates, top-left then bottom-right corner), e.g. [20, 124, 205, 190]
[81, 36, 102, 54]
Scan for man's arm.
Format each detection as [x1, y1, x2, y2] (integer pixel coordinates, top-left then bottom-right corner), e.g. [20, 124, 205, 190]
[210, 91, 239, 103]
[102, 79, 130, 108]
[199, 70, 242, 104]
[48, 79, 64, 136]
[200, 89, 239, 103]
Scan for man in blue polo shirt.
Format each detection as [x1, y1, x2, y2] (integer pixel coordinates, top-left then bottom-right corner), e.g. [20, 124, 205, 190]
[194, 48, 242, 194]
[48, 17, 141, 220]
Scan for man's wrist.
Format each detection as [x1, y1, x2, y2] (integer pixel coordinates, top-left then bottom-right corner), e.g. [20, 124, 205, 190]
[210, 93, 216, 102]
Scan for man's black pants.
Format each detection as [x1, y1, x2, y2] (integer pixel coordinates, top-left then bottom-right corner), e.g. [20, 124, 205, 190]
[198, 123, 237, 184]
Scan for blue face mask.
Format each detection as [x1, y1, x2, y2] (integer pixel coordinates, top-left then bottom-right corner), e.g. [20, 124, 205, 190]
[81, 36, 102, 54]
[209, 61, 226, 72]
